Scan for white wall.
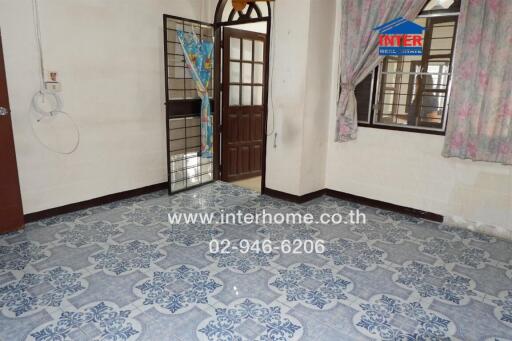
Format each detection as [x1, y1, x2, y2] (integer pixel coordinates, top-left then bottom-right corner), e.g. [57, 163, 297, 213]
[0, 0, 204, 214]
[325, 0, 512, 234]
[3, 0, 509, 234]
[264, 0, 336, 196]
[264, 0, 311, 195]
[299, 0, 336, 195]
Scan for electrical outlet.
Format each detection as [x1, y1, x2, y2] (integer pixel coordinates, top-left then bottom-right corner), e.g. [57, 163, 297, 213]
[46, 71, 58, 82]
[45, 82, 62, 92]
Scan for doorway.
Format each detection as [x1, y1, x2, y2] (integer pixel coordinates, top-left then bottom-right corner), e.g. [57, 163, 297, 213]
[0, 32, 24, 233]
[221, 27, 266, 186]
[213, 0, 271, 193]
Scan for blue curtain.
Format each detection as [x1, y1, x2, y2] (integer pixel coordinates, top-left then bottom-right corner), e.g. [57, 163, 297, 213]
[177, 31, 214, 158]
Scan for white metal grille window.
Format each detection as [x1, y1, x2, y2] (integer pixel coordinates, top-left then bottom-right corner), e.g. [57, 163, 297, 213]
[355, 0, 461, 135]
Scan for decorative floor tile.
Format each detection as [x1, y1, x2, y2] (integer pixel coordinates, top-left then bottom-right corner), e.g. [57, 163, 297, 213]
[469, 239, 512, 264]
[339, 266, 413, 301]
[354, 294, 456, 340]
[157, 243, 212, 270]
[0, 181, 511, 340]
[79, 207, 131, 224]
[493, 290, 512, 327]
[0, 267, 86, 317]
[4, 224, 66, 245]
[430, 298, 512, 340]
[0, 310, 54, 341]
[135, 306, 211, 341]
[212, 268, 280, 306]
[90, 240, 164, 275]
[439, 224, 496, 243]
[216, 223, 262, 241]
[394, 261, 477, 305]
[352, 221, 411, 244]
[312, 223, 362, 242]
[273, 248, 329, 269]
[406, 221, 454, 241]
[197, 298, 303, 341]
[68, 270, 148, 309]
[287, 304, 371, 340]
[322, 238, 385, 270]
[374, 240, 437, 266]
[206, 247, 278, 274]
[420, 238, 489, 268]
[257, 224, 319, 242]
[56, 221, 122, 247]
[113, 223, 165, 244]
[454, 264, 512, 297]
[160, 223, 223, 247]
[135, 265, 222, 314]
[0, 242, 48, 270]
[269, 263, 352, 310]
[28, 301, 141, 341]
[33, 244, 101, 272]
[122, 205, 168, 226]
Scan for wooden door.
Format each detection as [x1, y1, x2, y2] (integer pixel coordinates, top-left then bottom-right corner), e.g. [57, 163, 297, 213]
[221, 28, 265, 182]
[0, 32, 24, 233]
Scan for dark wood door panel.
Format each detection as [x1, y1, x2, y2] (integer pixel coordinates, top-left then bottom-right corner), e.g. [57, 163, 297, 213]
[221, 27, 266, 182]
[251, 113, 263, 141]
[0, 32, 24, 233]
[238, 146, 250, 174]
[238, 113, 251, 142]
[226, 114, 238, 143]
[227, 147, 238, 176]
[251, 144, 262, 171]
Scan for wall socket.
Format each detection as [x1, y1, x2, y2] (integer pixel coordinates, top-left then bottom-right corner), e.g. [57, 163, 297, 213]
[45, 82, 61, 92]
[45, 71, 61, 92]
[47, 71, 58, 82]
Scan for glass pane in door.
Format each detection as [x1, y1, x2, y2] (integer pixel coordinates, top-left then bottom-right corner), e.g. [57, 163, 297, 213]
[242, 63, 252, 83]
[230, 37, 241, 59]
[243, 39, 253, 61]
[254, 41, 264, 62]
[254, 64, 263, 84]
[242, 86, 252, 105]
[230, 62, 240, 82]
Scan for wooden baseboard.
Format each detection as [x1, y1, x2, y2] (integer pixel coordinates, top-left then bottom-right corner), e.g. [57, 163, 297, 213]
[323, 189, 443, 222]
[261, 187, 326, 204]
[24, 182, 168, 223]
[23, 182, 443, 224]
[262, 186, 443, 223]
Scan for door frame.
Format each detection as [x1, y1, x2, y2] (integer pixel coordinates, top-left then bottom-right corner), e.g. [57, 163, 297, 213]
[221, 27, 266, 182]
[213, 0, 271, 192]
[0, 31, 24, 233]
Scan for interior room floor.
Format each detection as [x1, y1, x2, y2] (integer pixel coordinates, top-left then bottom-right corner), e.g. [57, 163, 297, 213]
[231, 176, 262, 193]
[1, 181, 511, 340]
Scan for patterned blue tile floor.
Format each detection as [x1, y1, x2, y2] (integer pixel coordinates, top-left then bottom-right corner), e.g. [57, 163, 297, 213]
[1, 181, 512, 340]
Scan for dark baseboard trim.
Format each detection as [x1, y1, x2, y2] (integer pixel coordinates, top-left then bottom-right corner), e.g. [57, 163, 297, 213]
[323, 189, 444, 222]
[263, 186, 444, 223]
[24, 182, 443, 224]
[24, 182, 168, 223]
[261, 187, 326, 204]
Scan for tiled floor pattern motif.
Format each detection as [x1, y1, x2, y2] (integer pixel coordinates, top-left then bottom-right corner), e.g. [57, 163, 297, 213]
[1, 181, 511, 340]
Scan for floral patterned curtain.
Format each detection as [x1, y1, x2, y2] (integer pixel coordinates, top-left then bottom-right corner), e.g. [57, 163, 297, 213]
[177, 31, 214, 158]
[336, 0, 427, 142]
[442, 0, 512, 165]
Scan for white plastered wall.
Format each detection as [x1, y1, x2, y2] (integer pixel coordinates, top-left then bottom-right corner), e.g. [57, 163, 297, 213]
[324, 0, 512, 236]
[0, 0, 205, 213]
